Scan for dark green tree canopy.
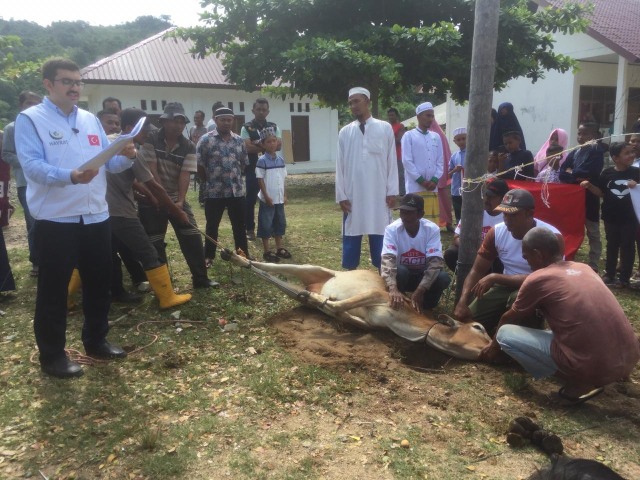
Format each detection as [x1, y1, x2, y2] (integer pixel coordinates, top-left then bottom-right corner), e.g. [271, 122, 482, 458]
[178, 0, 589, 113]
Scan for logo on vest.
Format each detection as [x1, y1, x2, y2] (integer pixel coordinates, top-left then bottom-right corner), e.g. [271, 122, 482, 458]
[49, 130, 64, 140]
[400, 248, 426, 268]
[88, 135, 100, 146]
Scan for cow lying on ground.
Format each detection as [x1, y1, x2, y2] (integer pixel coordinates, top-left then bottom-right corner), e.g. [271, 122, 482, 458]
[222, 251, 491, 360]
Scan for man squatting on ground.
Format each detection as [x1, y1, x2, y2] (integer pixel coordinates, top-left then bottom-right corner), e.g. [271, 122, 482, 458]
[381, 194, 451, 313]
[480, 227, 640, 404]
[14, 58, 133, 378]
[454, 189, 562, 337]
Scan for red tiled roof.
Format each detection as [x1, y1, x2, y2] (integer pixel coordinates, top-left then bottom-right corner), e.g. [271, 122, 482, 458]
[81, 28, 233, 87]
[536, 0, 640, 63]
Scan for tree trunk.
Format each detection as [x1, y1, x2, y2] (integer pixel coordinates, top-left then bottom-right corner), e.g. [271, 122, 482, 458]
[455, 0, 500, 302]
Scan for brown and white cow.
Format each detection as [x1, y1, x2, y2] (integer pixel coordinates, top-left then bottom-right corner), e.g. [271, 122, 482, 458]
[223, 252, 491, 360]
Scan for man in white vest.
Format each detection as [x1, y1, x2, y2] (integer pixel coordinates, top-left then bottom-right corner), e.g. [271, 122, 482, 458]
[15, 58, 135, 378]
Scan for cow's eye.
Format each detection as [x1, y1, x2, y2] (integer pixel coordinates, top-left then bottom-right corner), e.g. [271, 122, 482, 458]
[472, 324, 485, 332]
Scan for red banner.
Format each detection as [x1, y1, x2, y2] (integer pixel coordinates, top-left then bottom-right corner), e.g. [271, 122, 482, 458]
[507, 180, 585, 260]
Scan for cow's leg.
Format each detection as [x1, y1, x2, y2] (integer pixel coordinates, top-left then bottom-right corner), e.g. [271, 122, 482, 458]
[297, 291, 371, 329]
[322, 290, 388, 313]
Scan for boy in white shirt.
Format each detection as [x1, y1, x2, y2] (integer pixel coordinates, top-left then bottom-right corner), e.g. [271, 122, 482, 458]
[256, 129, 290, 262]
[381, 194, 451, 313]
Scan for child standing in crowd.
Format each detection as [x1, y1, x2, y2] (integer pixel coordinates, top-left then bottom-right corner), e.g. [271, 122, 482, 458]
[581, 142, 639, 288]
[448, 127, 466, 223]
[256, 129, 291, 263]
[499, 131, 534, 180]
[535, 144, 564, 183]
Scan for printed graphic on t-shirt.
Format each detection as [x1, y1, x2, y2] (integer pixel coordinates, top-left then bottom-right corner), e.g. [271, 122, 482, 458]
[607, 179, 630, 199]
[400, 248, 426, 269]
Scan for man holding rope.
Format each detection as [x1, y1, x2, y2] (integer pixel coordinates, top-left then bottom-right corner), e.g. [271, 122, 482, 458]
[15, 58, 134, 378]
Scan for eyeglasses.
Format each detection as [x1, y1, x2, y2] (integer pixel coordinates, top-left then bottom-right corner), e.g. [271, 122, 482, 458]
[53, 78, 85, 87]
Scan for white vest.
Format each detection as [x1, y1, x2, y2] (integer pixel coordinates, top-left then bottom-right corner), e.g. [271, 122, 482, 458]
[20, 106, 108, 220]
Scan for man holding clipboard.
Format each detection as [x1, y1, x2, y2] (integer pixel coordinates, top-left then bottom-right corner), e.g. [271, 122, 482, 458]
[15, 58, 137, 379]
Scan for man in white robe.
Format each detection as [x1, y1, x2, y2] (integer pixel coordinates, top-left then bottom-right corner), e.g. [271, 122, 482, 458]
[335, 87, 398, 269]
[401, 102, 444, 223]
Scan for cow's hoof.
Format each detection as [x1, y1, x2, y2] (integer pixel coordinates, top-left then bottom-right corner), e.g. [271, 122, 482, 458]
[220, 250, 232, 261]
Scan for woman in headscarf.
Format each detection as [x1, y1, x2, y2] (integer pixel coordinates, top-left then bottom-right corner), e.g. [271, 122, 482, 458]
[428, 115, 455, 231]
[496, 102, 526, 150]
[533, 128, 569, 174]
[489, 108, 503, 151]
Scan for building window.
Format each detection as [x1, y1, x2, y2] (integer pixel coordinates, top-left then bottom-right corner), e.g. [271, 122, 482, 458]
[578, 86, 616, 130]
[239, 102, 245, 112]
[141, 100, 147, 110]
[161, 100, 167, 110]
[151, 100, 158, 111]
[228, 102, 233, 110]
[297, 103, 302, 112]
[290, 103, 294, 112]
[305, 103, 310, 112]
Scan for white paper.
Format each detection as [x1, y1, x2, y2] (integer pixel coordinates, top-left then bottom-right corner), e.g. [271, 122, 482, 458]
[629, 183, 640, 223]
[78, 117, 146, 171]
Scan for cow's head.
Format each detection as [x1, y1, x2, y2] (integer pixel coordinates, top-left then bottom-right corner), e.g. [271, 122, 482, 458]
[425, 315, 491, 360]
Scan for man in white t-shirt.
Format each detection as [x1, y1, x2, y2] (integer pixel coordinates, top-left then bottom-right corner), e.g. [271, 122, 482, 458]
[454, 189, 564, 335]
[381, 194, 451, 313]
[444, 178, 509, 272]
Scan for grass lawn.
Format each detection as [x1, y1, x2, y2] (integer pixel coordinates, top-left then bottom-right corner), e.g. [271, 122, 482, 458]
[0, 174, 639, 479]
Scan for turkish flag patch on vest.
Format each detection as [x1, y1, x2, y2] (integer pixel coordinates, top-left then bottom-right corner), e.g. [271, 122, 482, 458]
[88, 135, 100, 146]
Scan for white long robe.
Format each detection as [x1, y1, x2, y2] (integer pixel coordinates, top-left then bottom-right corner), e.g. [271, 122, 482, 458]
[401, 128, 443, 194]
[335, 117, 398, 236]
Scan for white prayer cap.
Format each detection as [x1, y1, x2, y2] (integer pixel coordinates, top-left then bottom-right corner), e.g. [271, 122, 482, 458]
[416, 102, 434, 115]
[453, 127, 467, 137]
[348, 87, 370, 99]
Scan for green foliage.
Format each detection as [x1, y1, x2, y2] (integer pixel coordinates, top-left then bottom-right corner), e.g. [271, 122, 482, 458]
[0, 16, 173, 125]
[178, 0, 590, 114]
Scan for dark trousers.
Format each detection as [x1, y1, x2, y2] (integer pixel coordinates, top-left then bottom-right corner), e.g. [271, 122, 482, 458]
[396, 264, 450, 309]
[204, 197, 248, 259]
[244, 168, 259, 233]
[138, 201, 208, 285]
[17, 186, 37, 266]
[110, 216, 163, 271]
[451, 195, 462, 223]
[34, 219, 112, 364]
[111, 234, 147, 295]
[604, 221, 637, 283]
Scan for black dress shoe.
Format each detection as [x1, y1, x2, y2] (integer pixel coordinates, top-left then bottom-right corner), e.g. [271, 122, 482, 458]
[193, 279, 220, 289]
[85, 341, 127, 359]
[41, 356, 84, 379]
[112, 291, 143, 304]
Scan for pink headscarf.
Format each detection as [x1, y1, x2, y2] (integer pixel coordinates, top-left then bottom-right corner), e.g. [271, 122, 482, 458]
[534, 128, 568, 174]
[428, 119, 453, 225]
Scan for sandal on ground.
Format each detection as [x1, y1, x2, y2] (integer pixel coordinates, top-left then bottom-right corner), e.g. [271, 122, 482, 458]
[276, 248, 292, 259]
[555, 386, 604, 406]
[263, 251, 281, 263]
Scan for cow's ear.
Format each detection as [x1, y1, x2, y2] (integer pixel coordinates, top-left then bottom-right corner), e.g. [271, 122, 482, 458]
[437, 314, 459, 328]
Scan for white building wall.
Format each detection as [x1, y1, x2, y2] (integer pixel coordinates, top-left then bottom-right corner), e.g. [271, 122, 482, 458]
[81, 84, 338, 163]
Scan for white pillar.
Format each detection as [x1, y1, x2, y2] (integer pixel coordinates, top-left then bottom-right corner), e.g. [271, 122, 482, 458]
[613, 55, 629, 137]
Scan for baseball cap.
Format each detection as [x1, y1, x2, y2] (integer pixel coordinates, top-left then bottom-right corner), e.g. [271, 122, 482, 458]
[160, 102, 190, 123]
[396, 193, 424, 211]
[484, 178, 509, 198]
[494, 189, 535, 213]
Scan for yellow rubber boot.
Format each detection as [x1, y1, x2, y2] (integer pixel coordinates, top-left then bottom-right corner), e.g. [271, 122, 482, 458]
[146, 265, 192, 309]
[67, 268, 82, 310]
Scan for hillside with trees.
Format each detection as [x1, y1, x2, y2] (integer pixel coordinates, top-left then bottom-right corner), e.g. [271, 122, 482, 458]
[0, 15, 173, 126]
